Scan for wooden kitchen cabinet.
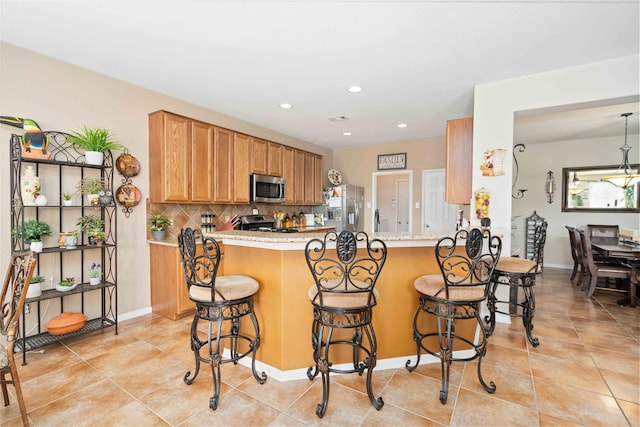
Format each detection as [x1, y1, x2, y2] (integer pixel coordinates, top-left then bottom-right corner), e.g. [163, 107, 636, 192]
[314, 154, 323, 204]
[213, 126, 234, 203]
[282, 146, 295, 204]
[149, 243, 194, 320]
[191, 120, 214, 202]
[445, 117, 473, 204]
[149, 110, 191, 202]
[268, 141, 283, 177]
[304, 152, 315, 204]
[234, 133, 251, 203]
[252, 137, 268, 175]
[293, 149, 306, 204]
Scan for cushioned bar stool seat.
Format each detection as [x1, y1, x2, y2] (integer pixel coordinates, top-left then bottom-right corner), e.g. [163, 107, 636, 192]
[486, 222, 547, 347]
[407, 228, 502, 404]
[178, 228, 266, 411]
[305, 230, 387, 418]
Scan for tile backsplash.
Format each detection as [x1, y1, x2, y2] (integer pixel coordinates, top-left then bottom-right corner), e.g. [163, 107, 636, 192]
[146, 200, 318, 240]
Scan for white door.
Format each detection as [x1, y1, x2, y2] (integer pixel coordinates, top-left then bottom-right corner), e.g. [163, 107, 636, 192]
[422, 169, 458, 234]
[397, 180, 410, 232]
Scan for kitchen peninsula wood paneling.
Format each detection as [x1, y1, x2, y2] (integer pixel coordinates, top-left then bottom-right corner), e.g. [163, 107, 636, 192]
[445, 117, 473, 204]
[149, 243, 194, 320]
[149, 110, 322, 204]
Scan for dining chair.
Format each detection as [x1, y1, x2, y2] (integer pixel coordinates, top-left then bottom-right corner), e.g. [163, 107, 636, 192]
[406, 228, 501, 404]
[486, 222, 546, 347]
[305, 230, 387, 417]
[587, 224, 620, 245]
[578, 229, 632, 298]
[1, 251, 37, 427]
[178, 228, 267, 410]
[566, 226, 583, 283]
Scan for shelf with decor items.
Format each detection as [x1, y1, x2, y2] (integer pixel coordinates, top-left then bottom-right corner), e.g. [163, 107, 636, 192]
[9, 131, 118, 365]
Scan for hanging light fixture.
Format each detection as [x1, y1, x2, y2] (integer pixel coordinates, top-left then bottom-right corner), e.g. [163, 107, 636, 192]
[569, 171, 587, 195]
[545, 171, 555, 204]
[601, 112, 640, 189]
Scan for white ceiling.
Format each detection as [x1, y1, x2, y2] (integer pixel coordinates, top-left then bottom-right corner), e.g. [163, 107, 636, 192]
[1, 1, 638, 149]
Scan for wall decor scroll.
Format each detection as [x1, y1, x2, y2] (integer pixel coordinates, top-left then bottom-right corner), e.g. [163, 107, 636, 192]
[115, 150, 141, 218]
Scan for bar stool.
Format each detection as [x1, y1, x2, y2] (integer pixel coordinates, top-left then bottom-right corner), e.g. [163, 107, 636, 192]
[305, 230, 387, 418]
[406, 228, 501, 404]
[178, 228, 266, 410]
[485, 221, 547, 347]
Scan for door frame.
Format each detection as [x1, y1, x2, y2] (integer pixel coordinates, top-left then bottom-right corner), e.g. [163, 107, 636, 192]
[372, 170, 413, 235]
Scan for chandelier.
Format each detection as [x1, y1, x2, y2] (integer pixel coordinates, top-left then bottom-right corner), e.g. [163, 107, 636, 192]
[601, 112, 640, 189]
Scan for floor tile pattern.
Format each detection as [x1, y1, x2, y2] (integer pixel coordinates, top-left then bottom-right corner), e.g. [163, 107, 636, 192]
[2, 268, 638, 426]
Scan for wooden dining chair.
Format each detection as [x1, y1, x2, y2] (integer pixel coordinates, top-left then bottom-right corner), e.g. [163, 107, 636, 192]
[565, 226, 582, 284]
[578, 229, 632, 298]
[1, 251, 37, 427]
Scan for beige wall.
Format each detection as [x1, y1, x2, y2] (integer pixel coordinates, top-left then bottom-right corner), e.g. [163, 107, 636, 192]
[0, 42, 331, 318]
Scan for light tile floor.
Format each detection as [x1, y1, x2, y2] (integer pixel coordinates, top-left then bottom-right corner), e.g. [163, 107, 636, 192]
[2, 268, 639, 426]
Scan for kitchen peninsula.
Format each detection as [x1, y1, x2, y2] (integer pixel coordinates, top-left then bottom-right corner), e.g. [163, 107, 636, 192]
[183, 229, 480, 376]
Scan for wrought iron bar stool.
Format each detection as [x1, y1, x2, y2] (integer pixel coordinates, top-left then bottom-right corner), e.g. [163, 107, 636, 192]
[1, 251, 37, 426]
[406, 228, 501, 404]
[485, 221, 547, 347]
[178, 228, 266, 410]
[305, 230, 387, 418]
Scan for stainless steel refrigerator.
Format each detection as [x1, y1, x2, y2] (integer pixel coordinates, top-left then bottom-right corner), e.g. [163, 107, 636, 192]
[320, 185, 364, 232]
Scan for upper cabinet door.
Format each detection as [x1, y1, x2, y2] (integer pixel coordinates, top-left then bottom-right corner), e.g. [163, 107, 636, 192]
[313, 154, 323, 204]
[304, 152, 315, 205]
[149, 110, 191, 202]
[282, 146, 295, 204]
[293, 149, 306, 204]
[251, 137, 268, 175]
[191, 121, 214, 202]
[268, 142, 283, 177]
[233, 133, 251, 203]
[445, 117, 473, 204]
[213, 127, 234, 203]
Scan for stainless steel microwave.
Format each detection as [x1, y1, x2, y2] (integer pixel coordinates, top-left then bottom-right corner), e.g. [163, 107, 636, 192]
[250, 174, 286, 203]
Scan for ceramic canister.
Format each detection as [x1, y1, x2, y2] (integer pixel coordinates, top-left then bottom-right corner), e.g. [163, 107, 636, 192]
[21, 165, 41, 206]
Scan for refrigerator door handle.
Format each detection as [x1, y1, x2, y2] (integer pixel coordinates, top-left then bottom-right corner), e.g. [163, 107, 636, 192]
[354, 200, 359, 230]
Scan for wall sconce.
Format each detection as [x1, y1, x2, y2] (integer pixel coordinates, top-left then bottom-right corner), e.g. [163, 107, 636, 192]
[545, 170, 556, 204]
[512, 143, 528, 199]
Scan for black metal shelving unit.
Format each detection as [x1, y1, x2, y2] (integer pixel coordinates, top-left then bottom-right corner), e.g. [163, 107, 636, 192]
[9, 132, 118, 364]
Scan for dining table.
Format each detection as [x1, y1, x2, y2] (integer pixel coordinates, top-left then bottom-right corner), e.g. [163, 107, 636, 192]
[591, 242, 640, 307]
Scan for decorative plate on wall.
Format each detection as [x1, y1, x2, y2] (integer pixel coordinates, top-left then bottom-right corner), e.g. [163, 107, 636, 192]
[328, 169, 342, 185]
[116, 152, 140, 177]
[115, 183, 141, 207]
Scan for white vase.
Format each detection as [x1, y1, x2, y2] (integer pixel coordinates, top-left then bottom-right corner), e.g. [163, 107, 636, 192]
[20, 165, 40, 206]
[26, 282, 42, 298]
[64, 235, 77, 249]
[85, 151, 104, 165]
[30, 241, 43, 253]
[90, 277, 101, 285]
[63, 199, 73, 206]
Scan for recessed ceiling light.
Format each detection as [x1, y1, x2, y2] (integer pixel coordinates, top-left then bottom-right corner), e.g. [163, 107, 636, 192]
[329, 116, 349, 122]
[343, 132, 352, 136]
[279, 103, 293, 109]
[348, 86, 362, 93]
[397, 123, 408, 128]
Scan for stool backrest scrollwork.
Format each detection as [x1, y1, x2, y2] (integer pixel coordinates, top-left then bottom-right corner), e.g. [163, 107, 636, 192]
[434, 228, 502, 300]
[530, 221, 548, 273]
[178, 227, 224, 301]
[305, 230, 387, 309]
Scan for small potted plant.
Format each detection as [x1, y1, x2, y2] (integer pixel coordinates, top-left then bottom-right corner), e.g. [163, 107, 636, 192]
[89, 262, 102, 285]
[64, 230, 78, 249]
[62, 191, 74, 206]
[149, 214, 172, 241]
[12, 219, 52, 252]
[56, 277, 77, 292]
[66, 126, 126, 165]
[27, 274, 45, 298]
[77, 215, 105, 244]
[76, 177, 105, 205]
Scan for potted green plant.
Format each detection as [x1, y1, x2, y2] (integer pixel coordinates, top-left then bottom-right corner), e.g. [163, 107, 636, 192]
[12, 219, 52, 252]
[149, 214, 172, 241]
[62, 191, 74, 206]
[77, 215, 105, 244]
[56, 277, 77, 292]
[76, 177, 105, 205]
[88, 262, 102, 285]
[27, 275, 45, 298]
[66, 126, 125, 165]
[64, 230, 78, 249]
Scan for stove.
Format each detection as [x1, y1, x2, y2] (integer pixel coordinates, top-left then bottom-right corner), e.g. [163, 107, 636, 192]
[238, 215, 299, 233]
